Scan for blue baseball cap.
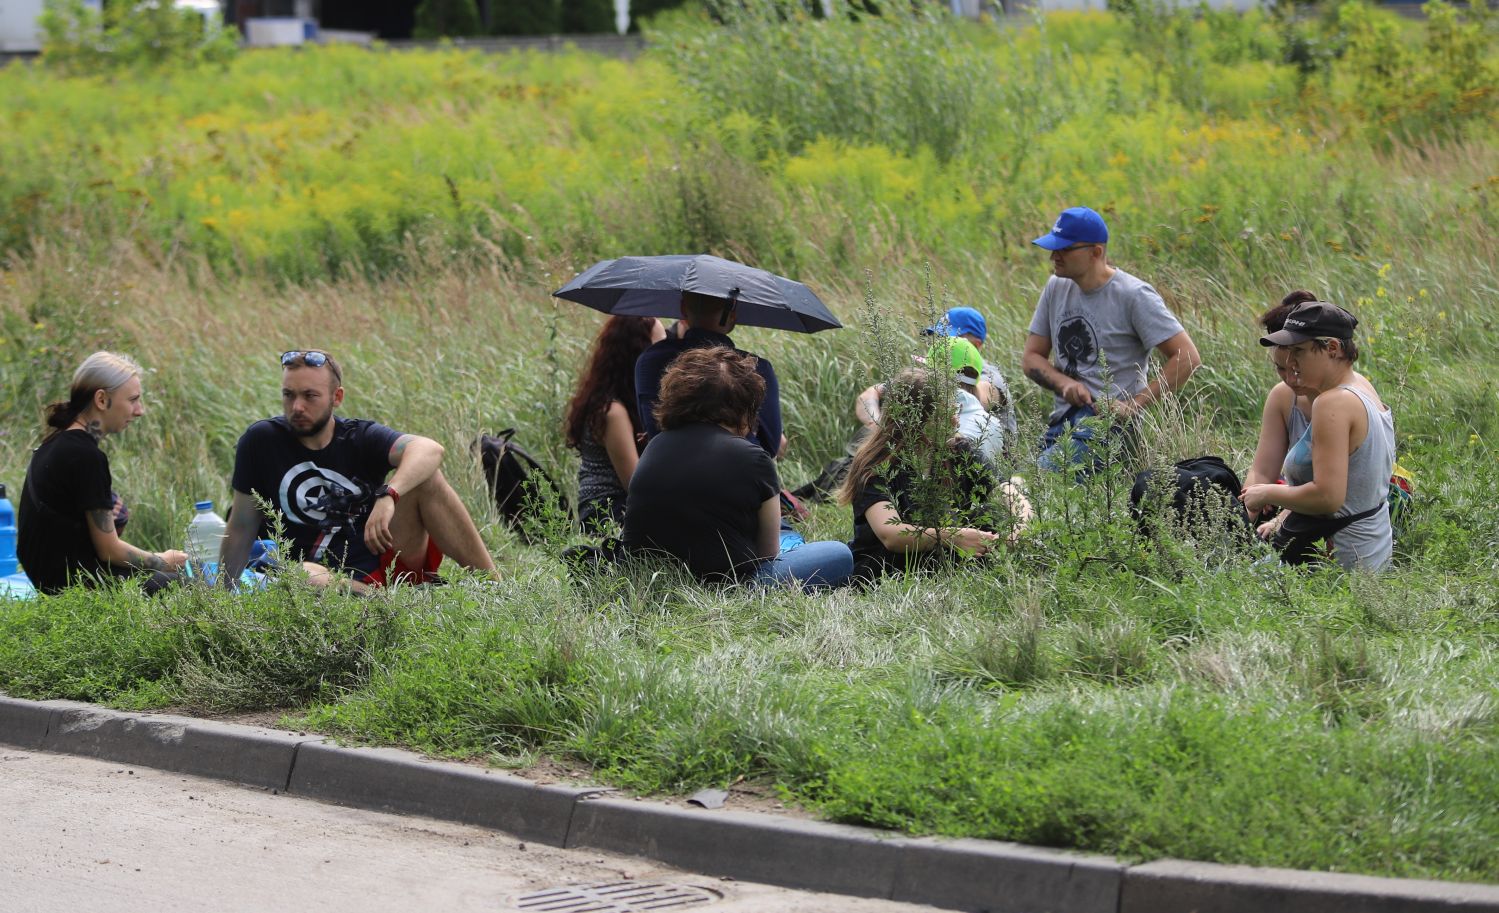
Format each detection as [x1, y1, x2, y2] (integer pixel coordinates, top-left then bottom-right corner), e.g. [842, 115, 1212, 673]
[923, 306, 987, 344]
[1032, 206, 1110, 250]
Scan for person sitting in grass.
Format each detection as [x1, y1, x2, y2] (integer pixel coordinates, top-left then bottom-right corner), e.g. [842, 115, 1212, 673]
[839, 367, 1032, 583]
[922, 305, 1017, 441]
[1241, 302, 1395, 570]
[17, 351, 188, 595]
[857, 337, 1008, 469]
[795, 336, 1013, 504]
[1244, 290, 1319, 532]
[622, 347, 853, 589]
[564, 315, 666, 532]
[1022, 206, 1201, 473]
[218, 349, 497, 592]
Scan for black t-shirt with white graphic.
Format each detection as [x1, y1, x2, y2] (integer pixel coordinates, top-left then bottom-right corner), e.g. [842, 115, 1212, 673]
[17, 429, 116, 593]
[231, 416, 402, 573]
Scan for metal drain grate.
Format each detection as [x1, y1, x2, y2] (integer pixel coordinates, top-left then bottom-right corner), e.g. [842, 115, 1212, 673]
[512, 881, 722, 912]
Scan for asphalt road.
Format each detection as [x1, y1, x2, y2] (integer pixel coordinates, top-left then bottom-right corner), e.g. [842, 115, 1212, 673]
[0, 748, 938, 913]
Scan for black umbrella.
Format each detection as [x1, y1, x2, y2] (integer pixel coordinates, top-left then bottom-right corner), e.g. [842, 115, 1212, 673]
[552, 254, 842, 333]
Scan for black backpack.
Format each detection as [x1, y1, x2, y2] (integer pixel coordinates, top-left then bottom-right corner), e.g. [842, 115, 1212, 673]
[475, 429, 569, 541]
[1131, 455, 1253, 541]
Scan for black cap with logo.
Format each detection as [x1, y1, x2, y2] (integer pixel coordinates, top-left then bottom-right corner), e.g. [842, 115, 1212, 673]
[1259, 301, 1358, 347]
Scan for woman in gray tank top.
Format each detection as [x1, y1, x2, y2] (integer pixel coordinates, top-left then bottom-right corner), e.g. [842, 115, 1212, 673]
[1242, 301, 1395, 571]
[564, 316, 666, 531]
[1245, 291, 1318, 537]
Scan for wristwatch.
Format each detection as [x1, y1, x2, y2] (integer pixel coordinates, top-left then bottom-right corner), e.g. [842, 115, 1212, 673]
[375, 483, 400, 505]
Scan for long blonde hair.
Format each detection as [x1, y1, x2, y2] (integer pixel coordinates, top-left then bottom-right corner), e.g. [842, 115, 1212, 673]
[837, 367, 947, 505]
[43, 351, 143, 441]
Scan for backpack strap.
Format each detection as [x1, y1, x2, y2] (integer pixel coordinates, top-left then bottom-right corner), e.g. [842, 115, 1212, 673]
[1271, 502, 1386, 566]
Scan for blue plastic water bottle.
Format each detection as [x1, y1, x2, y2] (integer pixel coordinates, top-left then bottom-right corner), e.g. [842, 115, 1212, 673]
[0, 483, 17, 577]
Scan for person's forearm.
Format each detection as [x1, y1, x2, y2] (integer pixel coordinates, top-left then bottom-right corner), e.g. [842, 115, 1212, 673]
[388, 438, 444, 492]
[879, 524, 974, 554]
[219, 523, 255, 584]
[89, 509, 167, 571]
[1021, 352, 1065, 394]
[1261, 482, 1342, 515]
[114, 542, 169, 572]
[1134, 349, 1202, 410]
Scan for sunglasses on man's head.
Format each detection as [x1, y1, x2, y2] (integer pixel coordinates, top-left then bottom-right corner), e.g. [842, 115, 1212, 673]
[281, 350, 329, 368]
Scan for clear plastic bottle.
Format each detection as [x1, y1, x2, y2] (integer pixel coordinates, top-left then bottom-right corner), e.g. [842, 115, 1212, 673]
[0, 483, 17, 577]
[185, 500, 227, 578]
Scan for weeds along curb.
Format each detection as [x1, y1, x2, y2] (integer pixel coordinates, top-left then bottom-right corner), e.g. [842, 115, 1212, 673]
[3, 695, 1498, 913]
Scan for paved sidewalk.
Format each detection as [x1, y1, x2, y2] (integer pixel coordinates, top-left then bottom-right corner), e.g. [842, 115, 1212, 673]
[0, 747, 937, 913]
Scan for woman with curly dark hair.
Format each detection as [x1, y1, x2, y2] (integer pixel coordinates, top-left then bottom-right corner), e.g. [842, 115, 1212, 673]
[565, 316, 665, 530]
[622, 347, 852, 588]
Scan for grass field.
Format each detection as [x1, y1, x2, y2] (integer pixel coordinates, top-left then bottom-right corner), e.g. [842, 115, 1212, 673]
[1, 0, 1496, 883]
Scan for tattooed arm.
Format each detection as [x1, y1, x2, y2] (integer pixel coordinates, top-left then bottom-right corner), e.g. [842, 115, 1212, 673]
[86, 509, 188, 573]
[1022, 333, 1093, 407]
[364, 433, 445, 553]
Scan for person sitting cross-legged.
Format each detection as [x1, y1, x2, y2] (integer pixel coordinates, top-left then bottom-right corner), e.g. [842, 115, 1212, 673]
[18, 351, 187, 595]
[622, 347, 853, 589]
[839, 367, 1031, 583]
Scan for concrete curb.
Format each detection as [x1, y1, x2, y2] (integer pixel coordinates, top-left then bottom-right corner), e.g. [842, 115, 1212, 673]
[288, 741, 607, 846]
[3, 695, 1497, 913]
[1121, 860, 1499, 913]
[567, 797, 907, 900]
[11, 697, 320, 790]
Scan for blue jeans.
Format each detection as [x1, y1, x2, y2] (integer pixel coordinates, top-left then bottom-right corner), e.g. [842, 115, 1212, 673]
[1039, 404, 1101, 472]
[751, 540, 854, 590]
[1038, 404, 1137, 475]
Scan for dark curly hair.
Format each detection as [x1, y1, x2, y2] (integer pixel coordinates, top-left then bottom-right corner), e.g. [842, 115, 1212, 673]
[564, 316, 659, 449]
[654, 347, 765, 434]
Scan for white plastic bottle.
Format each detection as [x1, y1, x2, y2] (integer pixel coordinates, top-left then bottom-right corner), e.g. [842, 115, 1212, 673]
[185, 500, 227, 579]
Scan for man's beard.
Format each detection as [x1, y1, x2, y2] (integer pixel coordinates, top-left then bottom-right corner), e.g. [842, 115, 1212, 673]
[290, 411, 332, 438]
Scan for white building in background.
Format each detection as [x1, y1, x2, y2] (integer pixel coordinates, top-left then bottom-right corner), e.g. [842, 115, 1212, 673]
[0, 0, 95, 52]
[0, 0, 225, 53]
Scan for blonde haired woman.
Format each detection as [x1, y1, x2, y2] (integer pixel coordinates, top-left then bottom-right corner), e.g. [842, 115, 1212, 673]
[17, 351, 187, 593]
[838, 368, 1031, 582]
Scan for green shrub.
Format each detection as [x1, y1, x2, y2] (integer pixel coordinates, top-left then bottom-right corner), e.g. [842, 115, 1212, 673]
[39, 0, 238, 75]
[490, 0, 560, 34]
[412, 0, 483, 39]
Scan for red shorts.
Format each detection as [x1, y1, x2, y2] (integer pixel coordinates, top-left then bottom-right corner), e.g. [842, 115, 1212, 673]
[359, 538, 444, 587]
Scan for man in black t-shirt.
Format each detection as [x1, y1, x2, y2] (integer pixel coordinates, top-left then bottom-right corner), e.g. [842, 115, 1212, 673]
[635, 291, 786, 458]
[219, 350, 497, 590]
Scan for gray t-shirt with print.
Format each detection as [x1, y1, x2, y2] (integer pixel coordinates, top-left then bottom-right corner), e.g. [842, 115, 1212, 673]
[1027, 269, 1185, 424]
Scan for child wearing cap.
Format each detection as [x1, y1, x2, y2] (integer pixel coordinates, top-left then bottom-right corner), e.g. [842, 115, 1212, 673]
[857, 337, 1009, 467]
[924, 306, 1017, 440]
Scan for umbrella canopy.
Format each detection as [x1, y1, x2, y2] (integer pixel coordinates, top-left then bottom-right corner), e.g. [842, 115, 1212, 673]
[552, 254, 842, 334]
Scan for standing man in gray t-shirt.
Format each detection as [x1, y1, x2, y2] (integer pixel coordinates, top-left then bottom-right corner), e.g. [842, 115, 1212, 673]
[1021, 206, 1202, 471]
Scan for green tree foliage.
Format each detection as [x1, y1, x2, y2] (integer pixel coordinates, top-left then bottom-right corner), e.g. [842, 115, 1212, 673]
[561, 0, 617, 32]
[412, 0, 484, 39]
[39, 0, 239, 74]
[628, 0, 693, 30]
[490, 0, 561, 34]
